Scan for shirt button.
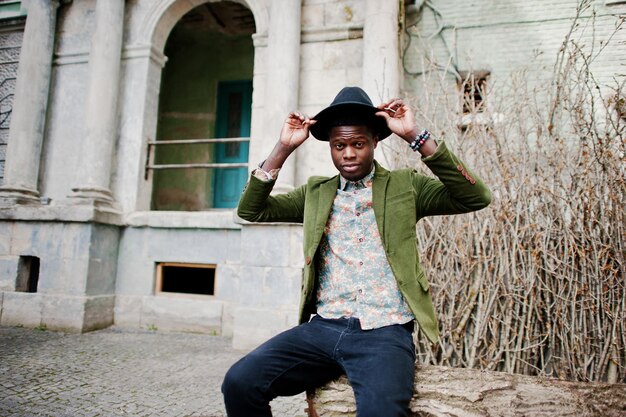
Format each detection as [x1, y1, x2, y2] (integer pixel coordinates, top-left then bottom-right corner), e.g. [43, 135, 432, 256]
[358, 238, 364, 242]
[358, 289, 363, 294]
[356, 212, 360, 216]
[359, 261, 363, 266]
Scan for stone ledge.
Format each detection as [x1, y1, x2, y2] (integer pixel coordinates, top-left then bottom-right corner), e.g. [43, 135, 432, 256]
[308, 364, 626, 417]
[0, 206, 247, 230]
[125, 210, 241, 229]
[0, 204, 123, 225]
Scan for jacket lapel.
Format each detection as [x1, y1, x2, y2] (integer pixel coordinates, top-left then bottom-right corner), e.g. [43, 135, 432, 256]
[311, 177, 339, 249]
[372, 161, 389, 242]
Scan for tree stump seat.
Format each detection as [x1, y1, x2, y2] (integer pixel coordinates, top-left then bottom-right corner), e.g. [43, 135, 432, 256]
[305, 364, 626, 417]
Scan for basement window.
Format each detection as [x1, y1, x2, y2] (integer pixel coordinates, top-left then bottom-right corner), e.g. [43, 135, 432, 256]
[16, 255, 39, 293]
[613, 93, 625, 121]
[458, 71, 490, 114]
[156, 262, 216, 296]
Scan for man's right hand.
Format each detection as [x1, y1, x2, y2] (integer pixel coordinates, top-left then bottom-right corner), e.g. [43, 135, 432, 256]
[261, 112, 317, 172]
[278, 111, 317, 150]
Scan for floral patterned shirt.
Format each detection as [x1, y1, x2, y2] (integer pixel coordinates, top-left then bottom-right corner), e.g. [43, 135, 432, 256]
[316, 168, 415, 329]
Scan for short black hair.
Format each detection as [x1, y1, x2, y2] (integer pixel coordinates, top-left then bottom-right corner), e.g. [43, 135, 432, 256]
[326, 117, 379, 141]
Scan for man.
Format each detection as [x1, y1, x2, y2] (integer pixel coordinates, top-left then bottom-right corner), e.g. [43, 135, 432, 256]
[222, 87, 491, 416]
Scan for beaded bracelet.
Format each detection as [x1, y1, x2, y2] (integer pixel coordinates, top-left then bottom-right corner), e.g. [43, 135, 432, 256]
[409, 129, 431, 152]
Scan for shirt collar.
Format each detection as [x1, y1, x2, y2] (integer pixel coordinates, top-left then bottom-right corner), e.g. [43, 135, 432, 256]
[339, 165, 375, 190]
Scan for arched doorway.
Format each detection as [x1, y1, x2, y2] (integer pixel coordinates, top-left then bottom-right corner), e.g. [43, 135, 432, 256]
[150, 1, 255, 210]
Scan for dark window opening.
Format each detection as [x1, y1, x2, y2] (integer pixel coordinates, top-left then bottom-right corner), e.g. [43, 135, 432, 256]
[16, 255, 39, 293]
[156, 262, 216, 296]
[458, 71, 489, 114]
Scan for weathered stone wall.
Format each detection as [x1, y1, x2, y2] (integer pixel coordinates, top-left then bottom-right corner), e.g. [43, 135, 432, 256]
[230, 223, 303, 349]
[297, 0, 367, 185]
[0, 221, 119, 332]
[403, 0, 626, 109]
[114, 213, 241, 337]
[1, 0, 625, 353]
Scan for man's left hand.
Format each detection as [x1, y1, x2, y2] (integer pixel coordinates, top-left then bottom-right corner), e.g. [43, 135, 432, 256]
[376, 99, 420, 144]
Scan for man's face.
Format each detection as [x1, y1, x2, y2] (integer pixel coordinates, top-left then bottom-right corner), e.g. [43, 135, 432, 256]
[328, 125, 378, 181]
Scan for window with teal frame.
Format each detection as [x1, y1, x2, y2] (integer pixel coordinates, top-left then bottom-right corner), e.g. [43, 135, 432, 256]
[0, 1, 25, 21]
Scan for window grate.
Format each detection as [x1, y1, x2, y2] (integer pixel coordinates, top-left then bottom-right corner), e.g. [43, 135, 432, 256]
[458, 71, 490, 115]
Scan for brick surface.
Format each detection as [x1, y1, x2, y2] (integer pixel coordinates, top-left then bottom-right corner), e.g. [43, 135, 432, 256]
[0, 327, 308, 417]
[404, 0, 626, 89]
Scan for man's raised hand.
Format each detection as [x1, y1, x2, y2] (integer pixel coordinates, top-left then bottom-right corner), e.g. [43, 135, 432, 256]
[260, 112, 317, 172]
[376, 99, 419, 143]
[279, 111, 317, 150]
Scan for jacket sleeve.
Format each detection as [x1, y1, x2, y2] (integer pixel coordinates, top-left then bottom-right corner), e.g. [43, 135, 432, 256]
[237, 174, 307, 223]
[414, 141, 492, 218]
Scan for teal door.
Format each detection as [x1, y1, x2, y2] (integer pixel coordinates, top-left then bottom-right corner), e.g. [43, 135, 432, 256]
[213, 81, 252, 208]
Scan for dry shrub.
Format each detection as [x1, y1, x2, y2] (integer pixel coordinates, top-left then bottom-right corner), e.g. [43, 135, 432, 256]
[387, 1, 625, 382]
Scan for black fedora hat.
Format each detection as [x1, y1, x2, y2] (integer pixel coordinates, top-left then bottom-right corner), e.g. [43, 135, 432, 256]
[310, 87, 392, 141]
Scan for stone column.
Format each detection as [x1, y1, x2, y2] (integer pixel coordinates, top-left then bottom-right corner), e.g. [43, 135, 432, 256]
[69, 0, 125, 208]
[362, 0, 401, 167]
[0, 0, 60, 205]
[362, 0, 400, 101]
[263, 0, 302, 193]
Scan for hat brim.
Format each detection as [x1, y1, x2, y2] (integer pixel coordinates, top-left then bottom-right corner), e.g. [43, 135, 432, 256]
[310, 102, 392, 141]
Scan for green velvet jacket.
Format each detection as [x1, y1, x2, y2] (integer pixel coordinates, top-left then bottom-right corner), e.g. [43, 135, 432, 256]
[237, 142, 491, 343]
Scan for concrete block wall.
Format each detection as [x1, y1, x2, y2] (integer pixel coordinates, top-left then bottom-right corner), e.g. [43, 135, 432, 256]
[0, 255, 19, 291]
[232, 223, 304, 350]
[113, 220, 303, 349]
[114, 223, 242, 337]
[0, 221, 119, 332]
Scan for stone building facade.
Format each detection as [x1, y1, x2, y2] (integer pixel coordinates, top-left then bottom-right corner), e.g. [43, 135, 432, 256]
[0, 0, 623, 349]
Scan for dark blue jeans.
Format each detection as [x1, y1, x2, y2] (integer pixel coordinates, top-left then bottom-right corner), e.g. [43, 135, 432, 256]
[222, 316, 416, 417]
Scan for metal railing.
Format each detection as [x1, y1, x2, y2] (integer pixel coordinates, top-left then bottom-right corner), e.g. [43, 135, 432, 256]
[144, 137, 250, 179]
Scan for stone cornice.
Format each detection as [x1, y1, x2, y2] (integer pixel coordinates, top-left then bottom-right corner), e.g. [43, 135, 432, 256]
[122, 43, 168, 67]
[53, 44, 168, 68]
[53, 50, 89, 66]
